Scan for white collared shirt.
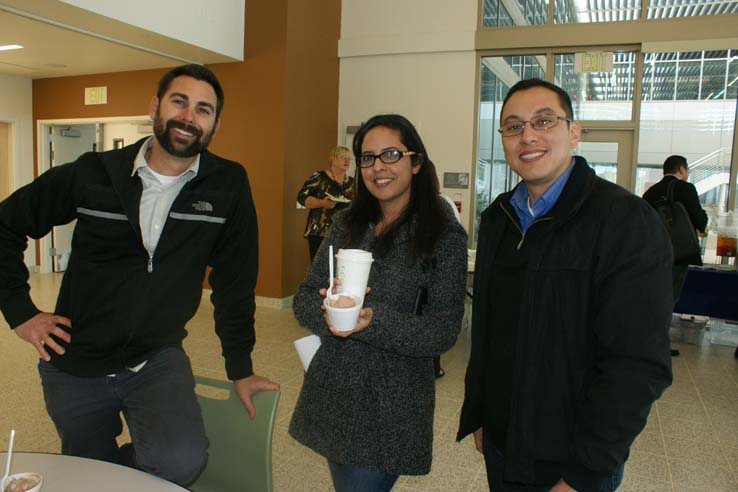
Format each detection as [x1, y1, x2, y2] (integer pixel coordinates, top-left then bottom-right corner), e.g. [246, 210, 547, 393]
[131, 137, 199, 256]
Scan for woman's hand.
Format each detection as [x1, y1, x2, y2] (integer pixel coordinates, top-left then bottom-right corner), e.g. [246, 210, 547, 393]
[322, 197, 337, 209]
[326, 306, 373, 338]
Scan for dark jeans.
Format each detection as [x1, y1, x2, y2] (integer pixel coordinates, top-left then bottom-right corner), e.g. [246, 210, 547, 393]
[483, 432, 623, 492]
[308, 235, 324, 262]
[328, 461, 399, 492]
[38, 347, 208, 485]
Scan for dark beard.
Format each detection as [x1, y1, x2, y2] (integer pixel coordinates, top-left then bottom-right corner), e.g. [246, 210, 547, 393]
[153, 118, 213, 158]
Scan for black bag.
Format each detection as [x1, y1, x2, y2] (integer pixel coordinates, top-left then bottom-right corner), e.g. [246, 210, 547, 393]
[654, 179, 701, 263]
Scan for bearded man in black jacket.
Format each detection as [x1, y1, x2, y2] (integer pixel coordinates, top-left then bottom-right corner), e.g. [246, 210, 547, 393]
[0, 65, 278, 485]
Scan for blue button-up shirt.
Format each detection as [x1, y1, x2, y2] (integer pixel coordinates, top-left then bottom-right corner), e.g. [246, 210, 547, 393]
[510, 159, 575, 231]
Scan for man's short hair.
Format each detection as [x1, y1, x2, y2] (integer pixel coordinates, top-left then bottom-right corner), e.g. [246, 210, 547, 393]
[663, 155, 688, 175]
[157, 64, 224, 119]
[501, 78, 574, 121]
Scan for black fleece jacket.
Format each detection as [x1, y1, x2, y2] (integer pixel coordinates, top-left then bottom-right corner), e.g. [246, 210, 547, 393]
[0, 139, 258, 380]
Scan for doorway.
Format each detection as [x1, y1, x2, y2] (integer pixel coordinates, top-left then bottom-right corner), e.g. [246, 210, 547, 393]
[47, 124, 101, 272]
[577, 129, 634, 189]
[35, 116, 152, 273]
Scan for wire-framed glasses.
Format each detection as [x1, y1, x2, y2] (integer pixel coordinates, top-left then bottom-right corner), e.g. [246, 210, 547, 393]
[357, 149, 417, 168]
[498, 114, 571, 137]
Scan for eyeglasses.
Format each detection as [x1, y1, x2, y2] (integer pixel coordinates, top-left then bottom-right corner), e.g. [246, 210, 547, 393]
[357, 148, 417, 168]
[498, 114, 571, 137]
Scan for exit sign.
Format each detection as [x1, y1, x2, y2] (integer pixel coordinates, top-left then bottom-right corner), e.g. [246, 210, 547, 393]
[574, 52, 614, 73]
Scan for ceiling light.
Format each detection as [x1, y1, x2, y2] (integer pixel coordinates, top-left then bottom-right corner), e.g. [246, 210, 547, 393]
[0, 44, 23, 51]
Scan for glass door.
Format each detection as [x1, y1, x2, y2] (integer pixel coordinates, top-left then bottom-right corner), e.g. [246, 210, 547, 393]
[576, 129, 633, 189]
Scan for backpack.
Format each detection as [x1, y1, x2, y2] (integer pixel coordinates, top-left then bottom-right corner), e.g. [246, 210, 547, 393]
[653, 179, 701, 263]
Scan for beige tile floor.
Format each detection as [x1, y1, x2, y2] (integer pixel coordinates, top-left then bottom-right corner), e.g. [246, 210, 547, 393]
[1, 273, 737, 491]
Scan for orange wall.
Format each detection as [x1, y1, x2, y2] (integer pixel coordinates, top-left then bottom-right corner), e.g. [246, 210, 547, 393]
[282, 0, 342, 293]
[30, 0, 340, 298]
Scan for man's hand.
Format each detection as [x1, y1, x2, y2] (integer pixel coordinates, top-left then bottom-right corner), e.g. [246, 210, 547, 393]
[549, 479, 577, 491]
[473, 428, 484, 454]
[232, 374, 280, 419]
[14, 312, 71, 361]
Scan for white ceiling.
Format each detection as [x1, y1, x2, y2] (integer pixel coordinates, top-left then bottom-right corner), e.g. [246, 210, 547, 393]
[0, 9, 188, 79]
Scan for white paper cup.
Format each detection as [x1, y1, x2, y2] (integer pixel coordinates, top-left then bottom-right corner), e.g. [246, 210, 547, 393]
[335, 249, 373, 299]
[293, 334, 322, 372]
[2, 472, 43, 492]
[323, 295, 362, 332]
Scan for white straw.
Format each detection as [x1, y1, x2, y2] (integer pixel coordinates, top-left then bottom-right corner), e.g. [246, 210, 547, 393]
[328, 245, 335, 297]
[2, 429, 14, 485]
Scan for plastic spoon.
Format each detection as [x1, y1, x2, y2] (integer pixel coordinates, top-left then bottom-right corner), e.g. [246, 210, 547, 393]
[327, 245, 337, 300]
[2, 429, 15, 487]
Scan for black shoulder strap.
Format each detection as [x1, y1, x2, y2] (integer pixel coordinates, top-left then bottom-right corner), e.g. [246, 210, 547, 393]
[666, 178, 677, 203]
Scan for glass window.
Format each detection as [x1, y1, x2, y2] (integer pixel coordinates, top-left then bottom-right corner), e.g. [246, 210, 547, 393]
[701, 59, 727, 100]
[728, 50, 738, 100]
[474, 55, 546, 244]
[553, 51, 636, 119]
[676, 60, 700, 100]
[647, 0, 738, 19]
[482, 0, 549, 26]
[555, 0, 641, 23]
[636, 50, 736, 215]
[642, 54, 677, 100]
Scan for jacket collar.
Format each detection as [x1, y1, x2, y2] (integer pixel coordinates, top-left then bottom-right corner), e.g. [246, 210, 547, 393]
[499, 155, 596, 230]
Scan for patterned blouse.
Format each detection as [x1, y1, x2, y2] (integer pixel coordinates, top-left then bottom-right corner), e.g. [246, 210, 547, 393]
[296, 170, 355, 238]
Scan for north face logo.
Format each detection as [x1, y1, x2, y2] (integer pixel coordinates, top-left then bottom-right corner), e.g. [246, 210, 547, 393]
[192, 201, 213, 212]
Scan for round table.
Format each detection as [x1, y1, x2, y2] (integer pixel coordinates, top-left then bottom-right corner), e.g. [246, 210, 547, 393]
[1, 452, 188, 492]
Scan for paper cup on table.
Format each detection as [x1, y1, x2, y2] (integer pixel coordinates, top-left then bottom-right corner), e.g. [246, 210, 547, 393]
[335, 249, 373, 299]
[2, 472, 43, 492]
[293, 334, 322, 372]
[323, 295, 362, 332]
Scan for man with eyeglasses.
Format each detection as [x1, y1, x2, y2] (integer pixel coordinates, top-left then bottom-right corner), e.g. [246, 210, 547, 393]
[458, 78, 673, 492]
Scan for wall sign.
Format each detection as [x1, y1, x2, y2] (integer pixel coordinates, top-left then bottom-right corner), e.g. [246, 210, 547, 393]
[575, 52, 614, 73]
[443, 172, 469, 189]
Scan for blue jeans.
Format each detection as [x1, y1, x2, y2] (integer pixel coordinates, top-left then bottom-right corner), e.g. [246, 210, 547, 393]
[328, 461, 398, 492]
[38, 347, 207, 485]
[483, 432, 623, 492]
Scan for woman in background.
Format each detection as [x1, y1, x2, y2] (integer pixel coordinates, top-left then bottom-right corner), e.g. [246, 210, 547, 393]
[290, 114, 468, 492]
[297, 146, 355, 261]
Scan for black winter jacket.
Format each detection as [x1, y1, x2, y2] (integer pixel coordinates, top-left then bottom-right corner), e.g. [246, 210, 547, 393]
[0, 139, 258, 380]
[458, 157, 673, 490]
[642, 174, 708, 266]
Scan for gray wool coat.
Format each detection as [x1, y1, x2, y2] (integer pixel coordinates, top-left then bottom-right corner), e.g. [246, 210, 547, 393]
[289, 205, 468, 475]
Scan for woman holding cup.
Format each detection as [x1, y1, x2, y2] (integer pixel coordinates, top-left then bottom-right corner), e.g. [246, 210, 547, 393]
[290, 114, 468, 491]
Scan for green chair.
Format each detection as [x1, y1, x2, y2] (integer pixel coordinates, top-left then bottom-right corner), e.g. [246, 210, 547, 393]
[190, 376, 280, 492]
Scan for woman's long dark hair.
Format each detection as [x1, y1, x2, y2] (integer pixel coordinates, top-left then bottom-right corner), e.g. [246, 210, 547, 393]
[344, 114, 450, 265]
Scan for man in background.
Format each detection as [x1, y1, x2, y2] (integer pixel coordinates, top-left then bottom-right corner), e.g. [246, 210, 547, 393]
[643, 155, 708, 302]
[0, 64, 278, 485]
[458, 78, 673, 492]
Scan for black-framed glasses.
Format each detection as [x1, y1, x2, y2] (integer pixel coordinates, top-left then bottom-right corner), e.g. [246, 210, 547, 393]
[498, 114, 571, 137]
[357, 149, 417, 168]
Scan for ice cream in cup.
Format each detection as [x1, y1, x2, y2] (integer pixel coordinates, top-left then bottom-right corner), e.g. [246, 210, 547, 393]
[323, 294, 362, 332]
[2, 472, 43, 492]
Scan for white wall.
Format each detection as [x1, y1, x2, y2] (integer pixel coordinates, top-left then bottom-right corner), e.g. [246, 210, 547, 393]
[338, 0, 478, 231]
[0, 75, 35, 267]
[102, 121, 152, 151]
[59, 0, 245, 60]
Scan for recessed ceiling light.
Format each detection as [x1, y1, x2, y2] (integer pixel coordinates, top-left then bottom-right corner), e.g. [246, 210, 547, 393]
[0, 44, 23, 51]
